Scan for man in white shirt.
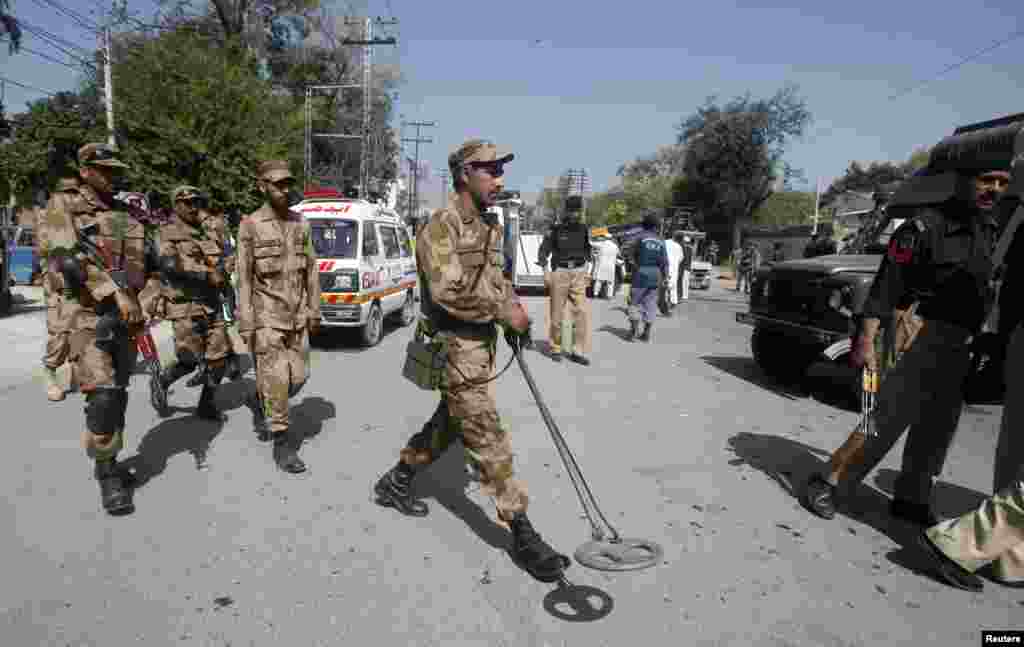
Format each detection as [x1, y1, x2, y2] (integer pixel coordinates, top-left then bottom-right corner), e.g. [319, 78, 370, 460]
[590, 234, 619, 299]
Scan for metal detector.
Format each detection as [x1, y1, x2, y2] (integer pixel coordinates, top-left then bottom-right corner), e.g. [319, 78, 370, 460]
[513, 346, 663, 572]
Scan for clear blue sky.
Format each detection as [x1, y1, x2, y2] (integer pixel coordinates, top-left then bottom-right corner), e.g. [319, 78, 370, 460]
[3, 0, 1023, 209]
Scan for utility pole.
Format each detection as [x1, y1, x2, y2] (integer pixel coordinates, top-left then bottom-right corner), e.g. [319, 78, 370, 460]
[812, 177, 822, 235]
[342, 16, 398, 198]
[101, 24, 115, 146]
[401, 120, 436, 223]
[438, 169, 450, 208]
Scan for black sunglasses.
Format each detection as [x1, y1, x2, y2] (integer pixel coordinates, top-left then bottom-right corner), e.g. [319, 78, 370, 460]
[88, 145, 118, 161]
[469, 162, 505, 177]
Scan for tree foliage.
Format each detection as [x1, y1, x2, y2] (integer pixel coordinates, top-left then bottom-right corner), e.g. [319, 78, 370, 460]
[752, 190, 816, 225]
[0, 89, 106, 204]
[819, 146, 930, 208]
[677, 84, 812, 247]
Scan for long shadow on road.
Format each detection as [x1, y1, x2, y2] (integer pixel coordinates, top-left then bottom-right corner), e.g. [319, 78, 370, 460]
[121, 413, 225, 488]
[873, 468, 989, 520]
[702, 355, 804, 401]
[726, 431, 923, 549]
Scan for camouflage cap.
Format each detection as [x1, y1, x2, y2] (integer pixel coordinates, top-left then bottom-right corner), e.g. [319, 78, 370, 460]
[55, 177, 79, 192]
[448, 139, 514, 173]
[257, 160, 294, 182]
[171, 185, 202, 202]
[77, 142, 129, 168]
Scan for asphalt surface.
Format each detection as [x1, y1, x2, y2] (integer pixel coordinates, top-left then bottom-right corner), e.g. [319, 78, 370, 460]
[0, 281, 1019, 646]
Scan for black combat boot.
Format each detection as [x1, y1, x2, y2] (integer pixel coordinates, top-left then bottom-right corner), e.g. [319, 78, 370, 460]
[225, 353, 243, 381]
[95, 459, 134, 515]
[507, 512, 570, 583]
[194, 365, 226, 422]
[160, 362, 194, 391]
[374, 461, 429, 516]
[185, 367, 206, 388]
[273, 429, 307, 474]
[628, 319, 639, 342]
[639, 323, 652, 342]
[801, 474, 837, 520]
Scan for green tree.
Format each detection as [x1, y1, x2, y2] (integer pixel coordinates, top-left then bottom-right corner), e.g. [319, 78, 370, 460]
[677, 84, 812, 248]
[0, 89, 106, 205]
[752, 190, 816, 225]
[110, 28, 302, 212]
[820, 161, 907, 208]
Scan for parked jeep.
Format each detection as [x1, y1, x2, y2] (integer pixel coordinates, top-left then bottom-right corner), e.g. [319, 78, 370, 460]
[735, 204, 903, 403]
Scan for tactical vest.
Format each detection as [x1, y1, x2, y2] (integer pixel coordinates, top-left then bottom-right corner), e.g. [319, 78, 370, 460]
[91, 208, 148, 292]
[636, 235, 666, 268]
[554, 224, 588, 262]
[161, 216, 225, 318]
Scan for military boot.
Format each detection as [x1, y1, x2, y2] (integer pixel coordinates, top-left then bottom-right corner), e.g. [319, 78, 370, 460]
[639, 323, 652, 343]
[43, 366, 65, 402]
[160, 361, 194, 391]
[374, 461, 429, 516]
[507, 512, 570, 583]
[194, 365, 225, 422]
[273, 429, 307, 474]
[95, 459, 134, 516]
[628, 319, 639, 342]
[185, 366, 206, 388]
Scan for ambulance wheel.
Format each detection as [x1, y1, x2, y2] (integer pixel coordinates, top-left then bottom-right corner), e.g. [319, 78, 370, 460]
[361, 302, 383, 347]
[394, 290, 415, 327]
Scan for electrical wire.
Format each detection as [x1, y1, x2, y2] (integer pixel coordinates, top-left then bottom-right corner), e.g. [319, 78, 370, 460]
[0, 74, 58, 97]
[29, 0, 100, 33]
[889, 28, 1024, 101]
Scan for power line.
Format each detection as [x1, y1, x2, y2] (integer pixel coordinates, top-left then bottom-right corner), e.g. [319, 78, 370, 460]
[0, 75, 58, 97]
[889, 28, 1024, 101]
[17, 43, 85, 69]
[17, 18, 92, 54]
[29, 0, 100, 33]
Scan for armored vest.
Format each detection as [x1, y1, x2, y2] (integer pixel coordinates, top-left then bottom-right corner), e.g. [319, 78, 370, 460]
[160, 214, 226, 319]
[636, 235, 666, 268]
[553, 223, 589, 262]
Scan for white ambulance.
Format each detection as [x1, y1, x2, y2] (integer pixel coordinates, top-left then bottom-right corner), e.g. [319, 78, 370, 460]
[296, 190, 418, 347]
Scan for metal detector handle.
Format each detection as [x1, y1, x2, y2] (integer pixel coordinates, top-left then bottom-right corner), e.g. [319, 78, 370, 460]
[513, 347, 620, 543]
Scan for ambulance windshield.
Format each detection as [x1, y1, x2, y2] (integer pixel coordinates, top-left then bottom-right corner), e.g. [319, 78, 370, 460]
[309, 219, 358, 259]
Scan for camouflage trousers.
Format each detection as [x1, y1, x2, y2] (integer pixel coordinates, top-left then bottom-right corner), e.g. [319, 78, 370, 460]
[44, 306, 70, 370]
[69, 329, 136, 462]
[171, 314, 231, 365]
[927, 324, 1024, 582]
[400, 331, 528, 519]
[546, 268, 591, 355]
[252, 327, 310, 435]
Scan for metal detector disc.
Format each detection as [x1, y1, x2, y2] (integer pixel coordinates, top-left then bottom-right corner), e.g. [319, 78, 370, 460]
[574, 538, 664, 571]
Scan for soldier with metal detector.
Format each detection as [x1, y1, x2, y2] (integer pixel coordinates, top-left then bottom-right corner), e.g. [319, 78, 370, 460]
[375, 138, 571, 583]
[152, 185, 232, 422]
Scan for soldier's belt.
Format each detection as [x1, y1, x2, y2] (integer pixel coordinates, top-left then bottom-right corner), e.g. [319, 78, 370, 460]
[555, 260, 587, 270]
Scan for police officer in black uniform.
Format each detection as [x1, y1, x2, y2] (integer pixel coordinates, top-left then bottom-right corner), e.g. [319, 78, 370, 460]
[538, 195, 593, 364]
[802, 153, 1011, 525]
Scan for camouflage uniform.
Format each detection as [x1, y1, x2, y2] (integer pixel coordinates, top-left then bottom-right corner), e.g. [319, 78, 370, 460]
[37, 177, 83, 401]
[54, 144, 149, 515]
[237, 160, 320, 473]
[155, 186, 233, 420]
[374, 139, 569, 583]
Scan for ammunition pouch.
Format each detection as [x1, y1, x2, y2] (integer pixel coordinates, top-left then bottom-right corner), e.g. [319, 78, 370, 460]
[402, 320, 449, 391]
[94, 309, 125, 354]
[59, 255, 87, 291]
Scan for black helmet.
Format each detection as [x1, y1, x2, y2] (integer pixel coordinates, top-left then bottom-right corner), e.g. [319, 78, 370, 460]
[642, 211, 662, 228]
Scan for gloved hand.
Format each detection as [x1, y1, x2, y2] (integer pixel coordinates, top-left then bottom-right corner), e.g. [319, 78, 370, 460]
[505, 324, 532, 354]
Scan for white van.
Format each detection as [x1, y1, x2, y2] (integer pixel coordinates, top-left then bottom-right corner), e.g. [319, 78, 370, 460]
[296, 194, 418, 347]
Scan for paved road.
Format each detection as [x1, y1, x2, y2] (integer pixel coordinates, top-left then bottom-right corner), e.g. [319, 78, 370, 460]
[0, 283, 1018, 646]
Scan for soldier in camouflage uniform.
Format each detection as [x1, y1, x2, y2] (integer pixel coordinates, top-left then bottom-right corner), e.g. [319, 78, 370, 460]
[37, 176, 84, 401]
[373, 139, 570, 583]
[49, 143, 149, 515]
[153, 185, 233, 421]
[237, 160, 320, 474]
[191, 207, 242, 383]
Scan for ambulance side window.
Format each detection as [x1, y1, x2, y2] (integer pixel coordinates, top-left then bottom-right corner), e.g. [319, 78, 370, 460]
[362, 222, 379, 258]
[396, 226, 412, 258]
[379, 224, 401, 260]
